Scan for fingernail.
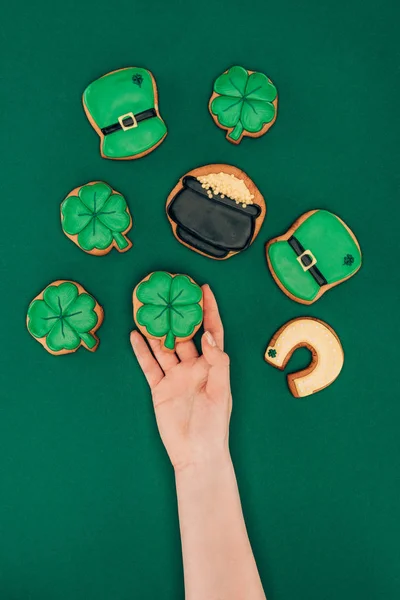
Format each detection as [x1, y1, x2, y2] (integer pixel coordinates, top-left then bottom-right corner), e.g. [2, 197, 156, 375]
[204, 331, 216, 346]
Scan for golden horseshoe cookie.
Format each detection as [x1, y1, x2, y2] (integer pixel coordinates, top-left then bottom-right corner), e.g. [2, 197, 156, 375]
[265, 317, 344, 397]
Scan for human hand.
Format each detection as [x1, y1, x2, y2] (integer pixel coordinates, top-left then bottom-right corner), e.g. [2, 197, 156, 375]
[130, 284, 231, 472]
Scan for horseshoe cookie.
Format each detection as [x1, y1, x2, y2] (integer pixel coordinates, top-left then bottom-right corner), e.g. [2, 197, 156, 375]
[265, 317, 344, 397]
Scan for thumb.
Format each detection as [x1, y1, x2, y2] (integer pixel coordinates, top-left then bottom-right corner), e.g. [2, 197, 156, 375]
[202, 331, 230, 400]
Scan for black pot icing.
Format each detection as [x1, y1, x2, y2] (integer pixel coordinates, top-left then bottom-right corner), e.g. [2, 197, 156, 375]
[167, 176, 261, 258]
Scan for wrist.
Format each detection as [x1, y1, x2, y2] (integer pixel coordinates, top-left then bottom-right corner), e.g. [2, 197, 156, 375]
[174, 448, 234, 487]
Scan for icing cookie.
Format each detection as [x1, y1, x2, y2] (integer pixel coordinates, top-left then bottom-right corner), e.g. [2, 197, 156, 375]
[266, 210, 362, 304]
[265, 317, 344, 398]
[166, 164, 266, 259]
[61, 181, 132, 255]
[133, 272, 203, 351]
[209, 65, 278, 144]
[27, 280, 103, 355]
[83, 67, 167, 160]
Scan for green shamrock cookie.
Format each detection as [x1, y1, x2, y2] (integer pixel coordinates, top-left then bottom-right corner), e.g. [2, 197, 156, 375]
[61, 181, 132, 255]
[133, 272, 203, 351]
[209, 65, 278, 144]
[27, 280, 103, 355]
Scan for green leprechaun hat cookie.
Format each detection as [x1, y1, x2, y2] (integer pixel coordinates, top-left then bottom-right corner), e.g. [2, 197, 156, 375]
[266, 210, 362, 304]
[27, 280, 104, 355]
[83, 67, 167, 160]
[61, 181, 132, 255]
[209, 65, 278, 144]
[133, 271, 203, 351]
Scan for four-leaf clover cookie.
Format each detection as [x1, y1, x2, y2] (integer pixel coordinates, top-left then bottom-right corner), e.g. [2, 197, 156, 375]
[61, 181, 132, 255]
[209, 65, 278, 144]
[133, 272, 203, 351]
[27, 280, 103, 355]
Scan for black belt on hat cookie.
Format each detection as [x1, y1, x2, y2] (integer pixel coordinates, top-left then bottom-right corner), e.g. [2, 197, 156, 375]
[288, 236, 328, 287]
[101, 108, 157, 136]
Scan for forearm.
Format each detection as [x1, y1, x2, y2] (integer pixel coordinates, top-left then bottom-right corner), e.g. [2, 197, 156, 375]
[175, 452, 266, 600]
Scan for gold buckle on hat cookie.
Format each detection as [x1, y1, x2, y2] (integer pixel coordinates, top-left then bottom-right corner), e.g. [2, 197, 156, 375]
[118, 112, 138, 131]
[297, 249, 317, 271]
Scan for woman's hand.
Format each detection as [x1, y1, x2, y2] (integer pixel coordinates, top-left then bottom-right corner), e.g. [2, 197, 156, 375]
[130, 284, 231, 472]
[131, 283, 266, 599]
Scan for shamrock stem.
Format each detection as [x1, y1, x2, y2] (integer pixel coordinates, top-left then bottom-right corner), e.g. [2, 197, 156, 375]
[228, 121, 244, 141]
[164, 331, 175, 350]
[80, 332, 97, 349]
[112, 232, 129, 250]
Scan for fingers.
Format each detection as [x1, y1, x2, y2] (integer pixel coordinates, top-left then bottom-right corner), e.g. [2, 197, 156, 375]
[148, 338, 179, 372]
[201, 331, 230, 368]
[201, 331, 231, 400]
[202, 284, 224, 350]
[175, 339, 199, 361]
[130, 331, 164, 389]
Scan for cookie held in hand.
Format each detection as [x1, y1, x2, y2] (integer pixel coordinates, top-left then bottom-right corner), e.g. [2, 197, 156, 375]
[83, 67, 167, 160]
[61, 181, 132, 255]
[27, 280, 103, 355]
[166, 164, 266, 259]
[265, 317, 344, 398]
[209, 65, 278, 144]
[133, 272, 203, 351]
[266, 210, 362, 304]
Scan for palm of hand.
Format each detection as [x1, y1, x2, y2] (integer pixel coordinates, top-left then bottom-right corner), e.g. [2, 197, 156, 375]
[153, 356, 230, 469]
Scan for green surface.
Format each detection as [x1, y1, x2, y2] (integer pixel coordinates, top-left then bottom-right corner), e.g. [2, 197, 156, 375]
[0, 0, 399, 598]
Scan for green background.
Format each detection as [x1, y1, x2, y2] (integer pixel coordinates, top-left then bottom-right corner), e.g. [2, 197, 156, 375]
[1, 0, 399, 598]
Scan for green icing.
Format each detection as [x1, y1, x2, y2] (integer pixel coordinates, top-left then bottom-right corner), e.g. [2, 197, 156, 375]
[61, 182, 131, 252]
[269, 241, 320, 301]
[268, 210, 362, 302]
[27, 282, 99, 352]
[296, 211, 361, 282]
[83, 67, 167, 159]
[136, 272, 203, 350]
[211, 66, 277, 142]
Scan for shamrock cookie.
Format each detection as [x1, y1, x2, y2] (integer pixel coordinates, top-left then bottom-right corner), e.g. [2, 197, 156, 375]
[209, 66, 278, 144]
[27, 280, 103, 355]
[61, 181, 132, 255]
[166, 164, 266, 259]
[265, 317, 344, 398]
[266, 210, 362, 304]
[133, 272, 203, 351]
[83, 67, 167, 160]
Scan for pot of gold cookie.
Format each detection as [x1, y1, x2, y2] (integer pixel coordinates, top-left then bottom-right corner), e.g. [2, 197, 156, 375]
[166, 164, 266, 260]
